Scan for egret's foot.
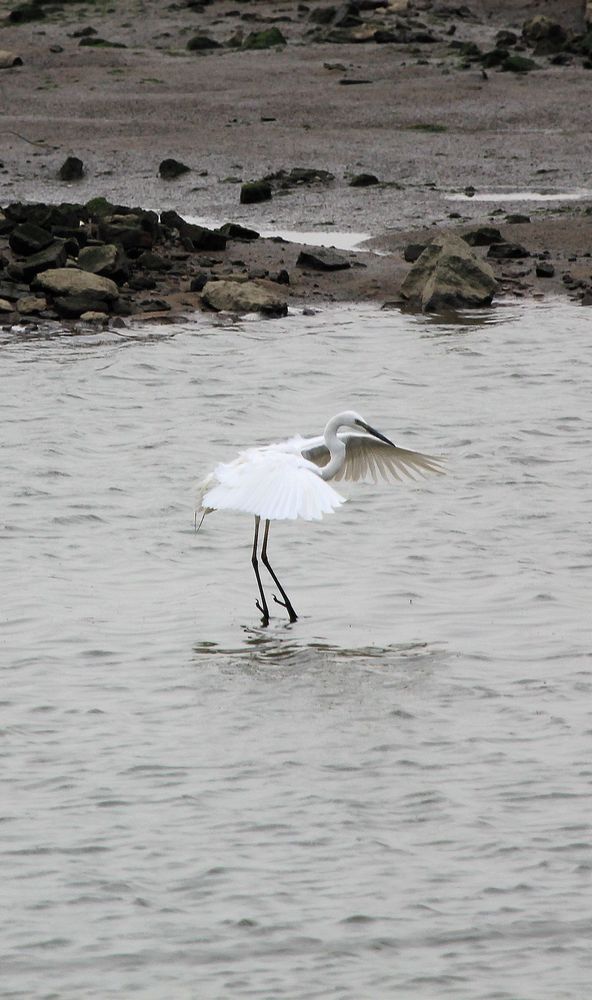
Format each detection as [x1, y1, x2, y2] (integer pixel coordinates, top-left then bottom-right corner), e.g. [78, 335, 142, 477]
[256, 599, 270, 627]
[272, 593, 298, 623]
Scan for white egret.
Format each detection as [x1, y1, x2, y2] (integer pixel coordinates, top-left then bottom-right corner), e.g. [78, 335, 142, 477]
[196, 410, 445, 625]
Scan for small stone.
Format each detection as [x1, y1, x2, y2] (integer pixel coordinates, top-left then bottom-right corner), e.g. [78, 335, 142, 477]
[240, 181, 272, 204]
[58, 156, 85, 181]
[535, 261, 555, 278]
[296, 247, 351, 271]
[218, 222, 260, 241]
[190, 273, 209, 292]
[349, 173, 380, 187]
[505, 214, 531, 224]
[501, 54, 538, 73]
[0, 298, 13, 312]
[136, 251, 172, 272]
[80, 311, 108, 322]
[404, 243, 427, 263]
[16, 294, 46, 314]
[242, 27, 286, 50]
[0, 50, 23, 67]
[187, 35, 221, 51]
[8, 4, 45, 24]
[487, 242, 530, 259]
[462, 226, 503, 246]
[159, 158, 191, 180]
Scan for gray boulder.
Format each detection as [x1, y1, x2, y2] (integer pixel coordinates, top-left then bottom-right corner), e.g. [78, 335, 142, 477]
[201, 279, 287, 316]
[296, 247, 351, 271]
[78, 243, 129, 281]
[400, 233, 498, 311]
[32, 267, 119, 304]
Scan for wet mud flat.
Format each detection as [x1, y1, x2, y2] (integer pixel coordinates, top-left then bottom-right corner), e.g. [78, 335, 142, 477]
[1, 0, 592, 323]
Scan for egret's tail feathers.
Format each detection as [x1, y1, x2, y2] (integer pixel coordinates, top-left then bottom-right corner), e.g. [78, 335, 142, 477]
[202, 453, 345, 521]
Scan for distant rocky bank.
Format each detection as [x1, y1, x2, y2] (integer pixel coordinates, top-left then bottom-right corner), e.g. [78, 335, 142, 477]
[1, 0, 592, 325]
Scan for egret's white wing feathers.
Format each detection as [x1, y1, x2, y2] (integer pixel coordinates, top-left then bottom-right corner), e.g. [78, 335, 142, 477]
[201, 450, 345, 521]
[301, 433, 445, 483]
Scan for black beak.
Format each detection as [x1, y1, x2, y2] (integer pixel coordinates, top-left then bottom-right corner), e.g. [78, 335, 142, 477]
[358, 420, 397, 447]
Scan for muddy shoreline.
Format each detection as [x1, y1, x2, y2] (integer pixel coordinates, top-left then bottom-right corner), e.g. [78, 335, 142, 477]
[1, 0, 591, 322]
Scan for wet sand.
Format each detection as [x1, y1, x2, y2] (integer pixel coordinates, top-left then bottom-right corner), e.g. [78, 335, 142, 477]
[1, 0, 591, 312]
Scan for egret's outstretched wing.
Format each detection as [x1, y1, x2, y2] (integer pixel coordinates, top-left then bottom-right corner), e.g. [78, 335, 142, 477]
[301, 433, 445, 483]
[201, 451, 346, 521]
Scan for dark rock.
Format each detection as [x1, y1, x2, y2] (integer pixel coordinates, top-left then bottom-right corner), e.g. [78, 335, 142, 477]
[349, 173, 379, 186]
[8, 241, 68, 282]
[79, 37, 127, 49]
[184, 225, 227, 251]
[9, 222, 54, 256]
[264, 167, 335, 188]
[487, 242, 530, 259]
[496, 30, 517, 47]
[187, 35, 221, 51]
[274, 269, 290, 285]
[159, 213, 227, 251]
[218, 222, 260, 241]
[242, 27, 287, 49]
[240, 180, 272, 204]
[159, 158, 191, 180]
[70, 26, 97, 38]
[505, 214, 531, 224]
[8, 4, 45, 23]
[296, 247, 351, 271]
[501, 54, 538, 73]
[58, 156, 85, 181]
[535, 261, 555, 278]
[98, 221, 153, 252]
[309, 6, 337, 25]
[462, 226, 503, 246]
[190, 273, 209, 292]
[51, 225, 89, 249]
[522, 16, 567, 55]
[128, 275, 157, 291]
[0, 279, 27, 301]
[136, 251, 172, 272]
[404, 243, 427, 263]
[581, 290, 592, 306]
[54, 293, 115, 319]
[480, 47, 508, 68]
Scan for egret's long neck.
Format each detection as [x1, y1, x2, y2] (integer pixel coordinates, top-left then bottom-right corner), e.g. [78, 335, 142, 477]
[319, 414, 347, 481]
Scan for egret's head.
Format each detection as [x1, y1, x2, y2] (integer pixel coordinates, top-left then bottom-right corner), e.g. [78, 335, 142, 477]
[346, 411, 396, 447]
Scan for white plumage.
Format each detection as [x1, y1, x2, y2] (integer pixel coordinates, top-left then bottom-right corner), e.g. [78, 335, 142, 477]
[196, 410, 445, 625]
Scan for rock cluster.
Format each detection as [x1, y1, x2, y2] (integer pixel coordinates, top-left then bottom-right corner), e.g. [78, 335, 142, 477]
[0, 199, 292, 323]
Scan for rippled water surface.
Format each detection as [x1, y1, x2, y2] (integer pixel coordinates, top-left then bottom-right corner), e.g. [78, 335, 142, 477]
[2, 300, 591, 999]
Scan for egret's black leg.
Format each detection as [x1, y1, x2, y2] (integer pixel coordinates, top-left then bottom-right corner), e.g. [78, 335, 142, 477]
[251, 516, 269, 626]
[261, 519, 298, 623]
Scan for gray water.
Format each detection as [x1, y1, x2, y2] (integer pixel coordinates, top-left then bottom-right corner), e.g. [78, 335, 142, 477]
[2, 300, 591, 1000]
